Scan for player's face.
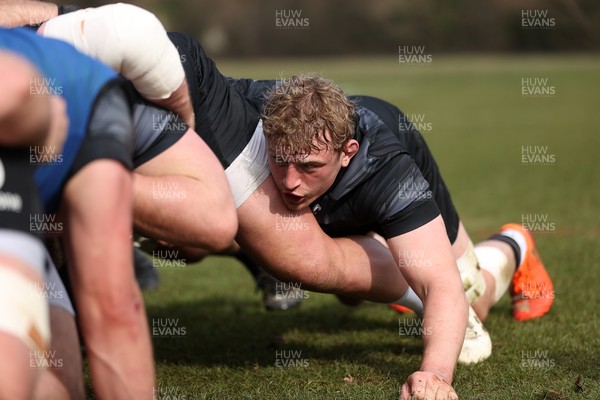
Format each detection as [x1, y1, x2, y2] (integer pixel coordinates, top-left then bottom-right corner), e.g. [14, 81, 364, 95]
[267, 131, 358, 211]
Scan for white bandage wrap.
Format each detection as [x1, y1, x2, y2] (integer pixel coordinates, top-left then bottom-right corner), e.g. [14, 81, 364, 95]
[474, 245, 512, 303]
[225, 120, 271, 208]
[0, 267, 50, 352]
[456, 241, 487, 304]
[42, 3, 184, 99]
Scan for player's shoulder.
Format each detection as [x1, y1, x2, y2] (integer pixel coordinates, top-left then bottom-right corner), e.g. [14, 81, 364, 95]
[350, 100, 406, 160]
[351, 95, 402, 127]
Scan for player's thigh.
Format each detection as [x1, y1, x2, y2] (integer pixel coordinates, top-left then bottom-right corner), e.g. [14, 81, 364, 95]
[0, 331, 36, 399]
[33, 305, 84, 400]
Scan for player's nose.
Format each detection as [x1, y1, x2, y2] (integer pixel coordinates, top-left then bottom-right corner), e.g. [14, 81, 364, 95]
[282, 164, 301, 191]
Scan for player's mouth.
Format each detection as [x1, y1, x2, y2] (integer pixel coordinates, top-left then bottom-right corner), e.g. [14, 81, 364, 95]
[283, 192, 305, 204]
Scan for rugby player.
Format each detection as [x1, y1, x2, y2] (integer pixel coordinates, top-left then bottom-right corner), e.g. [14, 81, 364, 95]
[0, 49, 72, 400]
[0, 28, 155, 399]
[237, 75, 555, 397]
[237, 75, 554, 323]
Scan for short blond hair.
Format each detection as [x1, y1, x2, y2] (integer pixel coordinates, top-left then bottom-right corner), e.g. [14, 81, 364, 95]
[262, 75, 355, 157]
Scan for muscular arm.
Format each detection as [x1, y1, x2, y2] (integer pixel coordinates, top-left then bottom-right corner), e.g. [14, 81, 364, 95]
[387, 215, 467, 399]
[236, 175, 409, 302]
[62, 159, 154, 399]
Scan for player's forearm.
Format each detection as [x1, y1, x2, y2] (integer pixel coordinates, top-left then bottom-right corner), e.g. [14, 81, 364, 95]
[387, 216, 467, 384]
[68, 238, 155, 398]
[419, 284, 467, 383]
[72, 246, 155, 400]
[0, 1, 57, 27]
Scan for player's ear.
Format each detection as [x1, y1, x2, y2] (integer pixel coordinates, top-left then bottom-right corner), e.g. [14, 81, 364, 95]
[340, 139, 359, 167]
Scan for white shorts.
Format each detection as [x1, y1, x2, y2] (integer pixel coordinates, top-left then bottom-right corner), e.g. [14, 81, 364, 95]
[225, 120, 270, 208]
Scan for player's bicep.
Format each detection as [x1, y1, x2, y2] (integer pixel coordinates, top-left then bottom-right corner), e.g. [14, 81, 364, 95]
[236, 175, 335, 282]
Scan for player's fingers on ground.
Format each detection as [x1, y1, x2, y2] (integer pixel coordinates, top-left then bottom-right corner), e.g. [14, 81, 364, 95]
[430, 379, 458, 400]
[426, 376, 458, 400]
[399, 382, 411, 400]
[404, 373, 427, 399]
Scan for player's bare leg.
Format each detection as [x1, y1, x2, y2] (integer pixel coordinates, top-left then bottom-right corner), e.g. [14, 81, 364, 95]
[33, 306, 85, 400]
[0, 257, 46, 400]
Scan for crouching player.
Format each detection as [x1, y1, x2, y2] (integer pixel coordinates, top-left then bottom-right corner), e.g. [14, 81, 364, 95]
[237, 75, 555, 398]
[0, 28, 154, 399]
[0, 49, 72, 399]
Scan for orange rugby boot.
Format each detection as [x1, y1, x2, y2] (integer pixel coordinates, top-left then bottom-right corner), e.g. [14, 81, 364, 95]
[501, 223, 554, 321]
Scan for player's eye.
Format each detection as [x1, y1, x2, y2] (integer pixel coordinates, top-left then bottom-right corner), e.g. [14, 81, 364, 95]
[299, 163, 318, 171]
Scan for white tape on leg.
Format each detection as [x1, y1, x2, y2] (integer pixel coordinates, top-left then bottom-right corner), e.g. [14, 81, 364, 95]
[456, 241, 487, 304]
[0, 267, 50, 352]
[474, 245, 512, 303]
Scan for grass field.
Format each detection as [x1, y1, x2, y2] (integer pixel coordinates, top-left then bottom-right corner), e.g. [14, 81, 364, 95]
[112, 55, 599, 399]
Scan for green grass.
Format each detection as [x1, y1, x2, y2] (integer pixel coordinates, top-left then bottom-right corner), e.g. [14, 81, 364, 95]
[108, 55, 600, 399]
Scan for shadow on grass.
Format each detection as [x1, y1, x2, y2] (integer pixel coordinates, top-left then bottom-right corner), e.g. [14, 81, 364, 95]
[147, 297, 423, 377]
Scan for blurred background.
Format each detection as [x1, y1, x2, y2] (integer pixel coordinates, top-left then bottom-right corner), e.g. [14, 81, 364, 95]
[66, 0, 599, 57]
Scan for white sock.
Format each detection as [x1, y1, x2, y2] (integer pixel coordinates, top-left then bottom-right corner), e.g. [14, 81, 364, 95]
[499, 229, 528, 266]
[474, 246, 512, 303]
[393, 287, 423, 317]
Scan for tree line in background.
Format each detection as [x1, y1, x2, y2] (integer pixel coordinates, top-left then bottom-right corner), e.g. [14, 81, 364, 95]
[73, 0, 599, 56]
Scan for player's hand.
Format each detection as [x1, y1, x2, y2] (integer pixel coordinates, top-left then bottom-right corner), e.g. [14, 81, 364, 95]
[400, 371, 458, 400]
